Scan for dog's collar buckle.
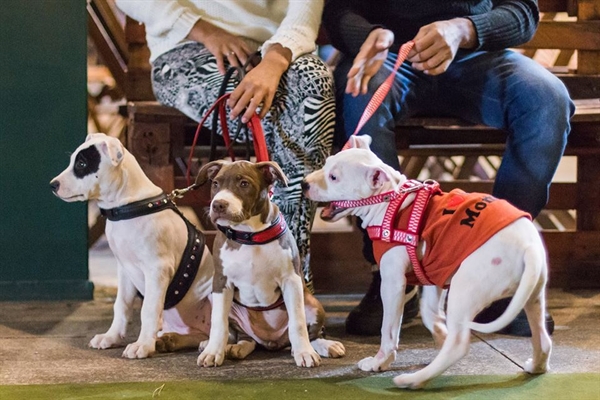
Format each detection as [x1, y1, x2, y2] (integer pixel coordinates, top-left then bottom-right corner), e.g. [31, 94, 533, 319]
[224, 227, 237, 241]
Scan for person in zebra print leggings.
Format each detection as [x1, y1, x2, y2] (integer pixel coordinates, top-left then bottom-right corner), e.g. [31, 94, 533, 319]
[115, 0, 334, 292]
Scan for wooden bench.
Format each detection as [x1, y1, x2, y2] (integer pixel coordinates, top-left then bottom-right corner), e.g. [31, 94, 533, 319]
[314, 0, 600, 292]
[90, 0, 600, 292]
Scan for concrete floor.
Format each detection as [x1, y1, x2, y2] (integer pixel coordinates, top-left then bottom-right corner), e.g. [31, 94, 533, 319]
[1, 281, 599, 385]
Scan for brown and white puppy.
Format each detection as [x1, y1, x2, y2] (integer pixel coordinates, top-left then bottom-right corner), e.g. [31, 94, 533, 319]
[50, 133, 214, 358]
[195, 160, 345, 367]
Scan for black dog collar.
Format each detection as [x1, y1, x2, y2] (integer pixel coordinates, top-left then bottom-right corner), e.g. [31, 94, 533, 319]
[99, 193, 175, 221]
[216, 213, 287, 245]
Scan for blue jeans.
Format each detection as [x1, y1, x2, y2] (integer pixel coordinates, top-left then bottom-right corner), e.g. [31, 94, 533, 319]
[334, 49, 574, 263]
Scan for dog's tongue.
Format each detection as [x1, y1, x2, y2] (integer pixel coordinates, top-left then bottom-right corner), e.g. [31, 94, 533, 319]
[320, 203, 345, 221]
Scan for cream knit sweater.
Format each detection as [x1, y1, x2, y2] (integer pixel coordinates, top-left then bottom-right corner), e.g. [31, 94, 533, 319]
[115, 0, 324, 62]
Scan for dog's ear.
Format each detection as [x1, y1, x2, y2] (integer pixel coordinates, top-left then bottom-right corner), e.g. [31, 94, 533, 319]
[196, 160, 227, 185]
[367, 166, 391, 189]
[256, 161, 288, 187]
[85, 132, 106, 142]
[348, 135, 372, 150]
[99, 137, 124, 166]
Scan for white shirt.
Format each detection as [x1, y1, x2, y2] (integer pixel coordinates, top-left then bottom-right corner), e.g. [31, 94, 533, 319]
[115, 0, 324, 62]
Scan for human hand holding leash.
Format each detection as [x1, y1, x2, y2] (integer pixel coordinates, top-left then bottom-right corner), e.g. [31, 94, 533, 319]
[346, 28, 395, 97]
[408, 18, 476, 75]
[228, 44, 291, 122]
[187, 19, 252, 74]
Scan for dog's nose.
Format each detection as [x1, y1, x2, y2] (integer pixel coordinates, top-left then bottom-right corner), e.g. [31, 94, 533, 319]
[212, 199, 228, 214]
[49, 180, 60, 193]
[301, 180, 310, 192]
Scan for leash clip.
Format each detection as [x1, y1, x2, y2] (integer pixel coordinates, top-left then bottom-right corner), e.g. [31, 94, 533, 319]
[169, 184, 199, 200]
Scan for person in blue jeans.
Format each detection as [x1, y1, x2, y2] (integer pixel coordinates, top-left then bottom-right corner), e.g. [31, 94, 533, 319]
[322, 0, 574, 336]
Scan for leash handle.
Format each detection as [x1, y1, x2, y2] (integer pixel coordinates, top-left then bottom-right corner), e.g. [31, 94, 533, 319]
[342, 41, 414, 151]
[186, 95, 270, 185]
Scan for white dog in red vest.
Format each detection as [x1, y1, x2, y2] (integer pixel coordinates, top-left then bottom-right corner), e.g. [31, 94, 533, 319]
[302, 135, 551, 389]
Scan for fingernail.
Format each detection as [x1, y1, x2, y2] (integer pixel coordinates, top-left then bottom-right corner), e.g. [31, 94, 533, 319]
[241, 117, 248, 123]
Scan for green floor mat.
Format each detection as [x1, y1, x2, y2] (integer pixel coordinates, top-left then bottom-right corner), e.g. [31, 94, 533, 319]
[1, 373, 598, 400]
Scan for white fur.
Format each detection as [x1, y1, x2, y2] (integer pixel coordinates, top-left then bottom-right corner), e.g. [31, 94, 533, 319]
[303, 135, 551, 388]
[51, 133, 214, 358]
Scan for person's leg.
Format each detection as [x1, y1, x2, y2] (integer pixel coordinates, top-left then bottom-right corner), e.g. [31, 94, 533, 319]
[151, 44, 335, 291]
[333, 54, 432, 335]
[262, 54, 335, 292]
[434, 49, 574, 335]
[435, 49, 574, 218]
[151, 43, 237, 122]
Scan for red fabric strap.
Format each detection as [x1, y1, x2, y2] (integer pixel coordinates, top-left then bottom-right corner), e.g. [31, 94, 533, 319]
[342, 41, 414, 150]
[367, 181, 441, 286]
[187, 93, 270, 185]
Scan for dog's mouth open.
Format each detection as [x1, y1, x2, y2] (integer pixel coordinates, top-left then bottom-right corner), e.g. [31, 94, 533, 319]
[320, 202, 348, 221]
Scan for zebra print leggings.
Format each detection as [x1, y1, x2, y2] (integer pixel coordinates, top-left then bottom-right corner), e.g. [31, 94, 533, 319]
[151, 42, 335, 291]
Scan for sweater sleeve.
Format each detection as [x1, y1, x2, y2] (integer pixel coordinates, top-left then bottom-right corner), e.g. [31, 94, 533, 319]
[115, 0, 200, 50]
[322, 0, 378, 57]
[467, 0, 539, 50]
[261, 0, 324, 61]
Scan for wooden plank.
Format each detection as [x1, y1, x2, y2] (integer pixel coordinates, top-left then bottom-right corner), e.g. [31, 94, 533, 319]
[87, 7, 127, 92]
[89, 0, 127, 61]
[538, 0, 569, 12]
[542, 230, 600, 288]
[577, 50, 600, 74]
[520, 21, 600, 50]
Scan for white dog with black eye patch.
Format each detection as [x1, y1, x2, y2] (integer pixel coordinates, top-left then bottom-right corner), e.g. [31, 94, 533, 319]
[302, 135, 551, 389]
[50, 133, 214, 359]
[195, 160, 345, 368]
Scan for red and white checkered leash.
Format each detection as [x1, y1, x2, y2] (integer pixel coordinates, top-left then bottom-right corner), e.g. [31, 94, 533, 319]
[334, 41, 444, 285]
[341, 40, 414, 150]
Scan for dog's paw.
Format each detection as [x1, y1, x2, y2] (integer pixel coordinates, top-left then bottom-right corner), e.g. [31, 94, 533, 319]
[121, 340, 155, 359]
[310, 338, 346, 358]
[393, 373, 427, 390]
[89, 333, 124, 350]
[155, 333, 180, 353]
[197, 347, 225, 367]
[292, 347, 321, 368]
[226, 340, 256, 360]
[524, 358, 549, 374]
[198, 339, 210, 353]
[357, 350, 395, 372]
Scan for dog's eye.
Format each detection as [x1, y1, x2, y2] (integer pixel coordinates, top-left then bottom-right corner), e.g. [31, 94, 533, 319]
[212, 180, 219, 188]
[329, 174, 337, 182]
[240, 180, 249, 188]
[75, 160, 87, 170]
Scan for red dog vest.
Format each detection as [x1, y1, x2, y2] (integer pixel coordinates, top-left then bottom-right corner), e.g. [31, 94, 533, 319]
[372, 189, 531, 287]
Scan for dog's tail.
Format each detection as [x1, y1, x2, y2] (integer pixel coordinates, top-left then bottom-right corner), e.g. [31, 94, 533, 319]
[468, 243, 545, 334]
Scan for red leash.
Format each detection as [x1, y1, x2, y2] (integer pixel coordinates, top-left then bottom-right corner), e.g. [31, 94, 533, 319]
[342, 40, 414, 150]
[186, 93, 269, 185]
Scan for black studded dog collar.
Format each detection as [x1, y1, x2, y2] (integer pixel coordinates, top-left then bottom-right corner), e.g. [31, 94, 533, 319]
[99, 194, 175, 221]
